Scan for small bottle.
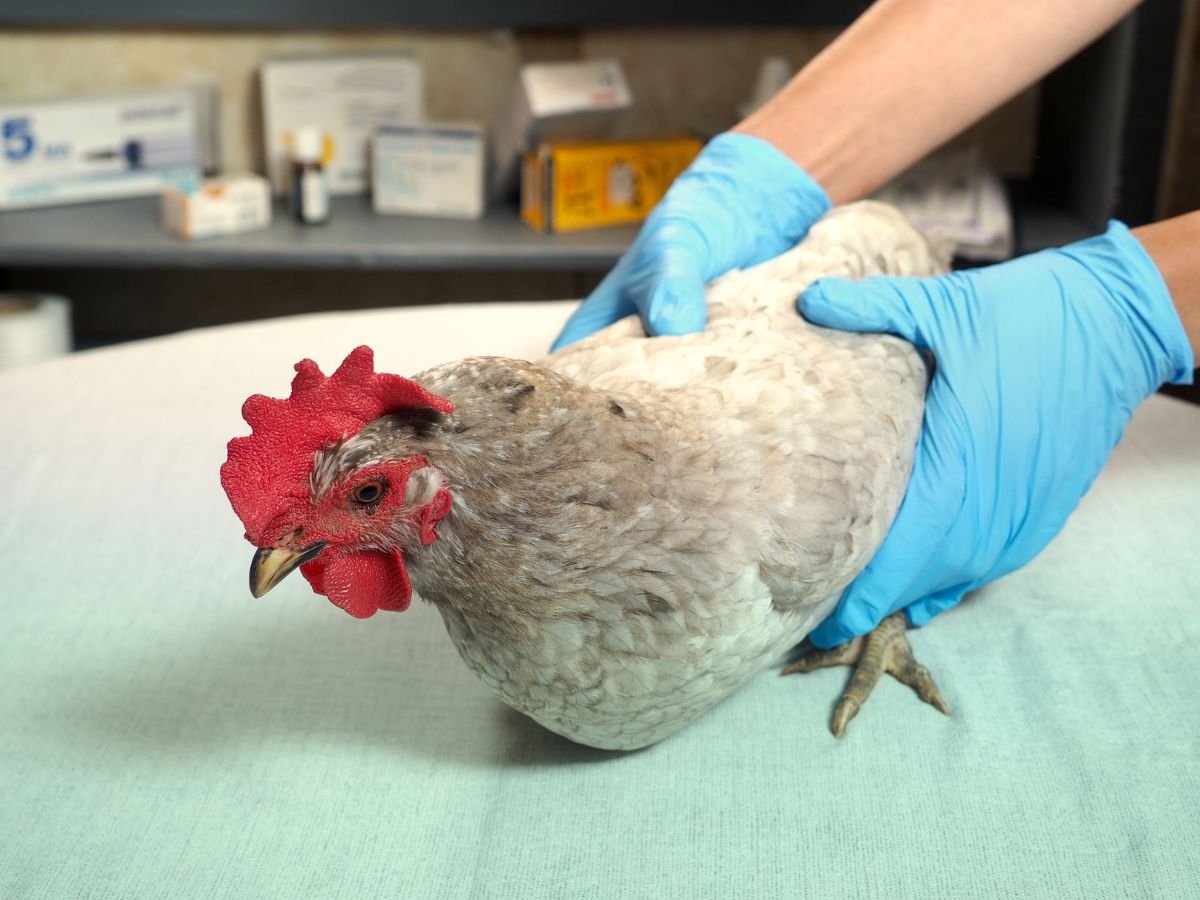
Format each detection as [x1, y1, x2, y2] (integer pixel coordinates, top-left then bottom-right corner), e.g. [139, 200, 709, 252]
[290, 126, 330, 225]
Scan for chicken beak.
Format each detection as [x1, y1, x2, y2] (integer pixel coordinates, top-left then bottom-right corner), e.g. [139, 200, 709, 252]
[249, 542, 328, 598]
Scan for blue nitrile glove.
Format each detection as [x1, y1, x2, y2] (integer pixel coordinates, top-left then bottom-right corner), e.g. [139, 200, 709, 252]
[550, 133, 830, 351]
[802, 222, 1195, 648]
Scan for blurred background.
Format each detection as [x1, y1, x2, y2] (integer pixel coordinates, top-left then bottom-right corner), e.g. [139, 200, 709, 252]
[0, 0, 1196, 368]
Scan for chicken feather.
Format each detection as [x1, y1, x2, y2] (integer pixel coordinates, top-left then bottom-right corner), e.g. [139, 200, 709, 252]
[225, 201, 947, 749]
[387, 201, 948, 749]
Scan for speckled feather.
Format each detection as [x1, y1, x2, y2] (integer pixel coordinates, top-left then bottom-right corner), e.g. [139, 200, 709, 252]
[336, 202, 947, 750]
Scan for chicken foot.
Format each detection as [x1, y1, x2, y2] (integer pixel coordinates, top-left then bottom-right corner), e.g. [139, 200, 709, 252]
[782, 612, 950, 737]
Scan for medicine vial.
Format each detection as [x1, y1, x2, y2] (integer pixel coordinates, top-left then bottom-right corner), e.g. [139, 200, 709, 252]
[290, 126, 330, 225]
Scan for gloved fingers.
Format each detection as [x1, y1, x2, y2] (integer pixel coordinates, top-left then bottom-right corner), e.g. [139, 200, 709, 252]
[549, 261, 637, 352]
[903, 584, 970, 627]
[638, 262, 709, 337]
[552, 214, 713, 348]
[628, 217, 712, 337]
[808, 421, 968, 649]
[798, 275, 949, 350]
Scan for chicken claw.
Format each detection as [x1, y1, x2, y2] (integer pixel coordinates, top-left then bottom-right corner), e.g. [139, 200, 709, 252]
[782, 612, 950, 737]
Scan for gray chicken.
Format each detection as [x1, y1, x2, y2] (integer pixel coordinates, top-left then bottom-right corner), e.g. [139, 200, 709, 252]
[222, 201, 951, 750]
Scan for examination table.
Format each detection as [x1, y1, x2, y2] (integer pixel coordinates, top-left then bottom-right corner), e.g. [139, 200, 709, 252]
[1, 301, 1197, 898]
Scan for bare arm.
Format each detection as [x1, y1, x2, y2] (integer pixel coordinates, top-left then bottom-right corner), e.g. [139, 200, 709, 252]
[1134, 211, 1200, 360]
[736, 0, 1140, 204]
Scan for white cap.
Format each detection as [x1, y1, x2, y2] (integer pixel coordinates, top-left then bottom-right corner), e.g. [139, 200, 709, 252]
[292, 127, 323, 164]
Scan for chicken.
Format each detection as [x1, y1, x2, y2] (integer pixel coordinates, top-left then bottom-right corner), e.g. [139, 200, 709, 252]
[221, 201, 951, 750]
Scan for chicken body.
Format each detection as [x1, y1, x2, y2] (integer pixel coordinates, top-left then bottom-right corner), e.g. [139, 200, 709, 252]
[346, 202, 947, 750]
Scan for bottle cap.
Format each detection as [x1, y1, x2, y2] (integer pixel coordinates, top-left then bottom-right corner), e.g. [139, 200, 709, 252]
[292, 127, 324, 164]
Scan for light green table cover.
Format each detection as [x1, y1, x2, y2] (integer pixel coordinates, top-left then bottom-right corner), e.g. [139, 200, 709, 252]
[2, 302, 1197, 899]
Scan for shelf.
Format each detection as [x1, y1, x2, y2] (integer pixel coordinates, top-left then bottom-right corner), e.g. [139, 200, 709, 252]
[0, 0, 865, 28]
[0, 182, 1118, 274]
[0, 195, 639, 271]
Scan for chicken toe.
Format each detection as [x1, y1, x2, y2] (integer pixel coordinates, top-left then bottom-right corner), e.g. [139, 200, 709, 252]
[782, 612, 950, 737]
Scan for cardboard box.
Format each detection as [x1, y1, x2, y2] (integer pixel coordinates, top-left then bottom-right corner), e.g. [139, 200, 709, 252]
[0, 88, 202, 209]
[492, 59, 631, 199]
[520, 137, 703, 233]
[372, 123, 485, 219]
[161, 174, 271, 240]
[261, 54, 424, 196]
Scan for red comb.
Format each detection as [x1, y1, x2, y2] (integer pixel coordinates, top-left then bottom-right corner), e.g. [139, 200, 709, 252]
[221, 345, 453, 545]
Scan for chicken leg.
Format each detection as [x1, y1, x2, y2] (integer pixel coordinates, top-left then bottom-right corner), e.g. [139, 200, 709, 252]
[782, 612, 950, 737]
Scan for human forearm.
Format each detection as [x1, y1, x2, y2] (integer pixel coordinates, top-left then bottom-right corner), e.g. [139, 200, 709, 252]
[1133, 211, 1200, 361]
[736, 0, 1139, 203]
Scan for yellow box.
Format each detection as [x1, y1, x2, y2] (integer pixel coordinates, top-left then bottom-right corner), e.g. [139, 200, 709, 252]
[520, 137, 703, 233]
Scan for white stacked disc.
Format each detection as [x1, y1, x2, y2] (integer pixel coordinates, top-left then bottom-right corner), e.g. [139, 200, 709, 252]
[0, 294, 71, 370]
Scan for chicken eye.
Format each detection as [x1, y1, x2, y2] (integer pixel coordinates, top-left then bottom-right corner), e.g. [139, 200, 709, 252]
[351, 479, 387, 507]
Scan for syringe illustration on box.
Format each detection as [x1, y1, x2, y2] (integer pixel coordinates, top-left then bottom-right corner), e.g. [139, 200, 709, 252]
[0, 89, 203, 209]
[83, 137, 199, 171]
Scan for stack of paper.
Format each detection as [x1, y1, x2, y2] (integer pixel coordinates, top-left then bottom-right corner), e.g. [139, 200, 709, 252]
[873, 152, 1014, 261]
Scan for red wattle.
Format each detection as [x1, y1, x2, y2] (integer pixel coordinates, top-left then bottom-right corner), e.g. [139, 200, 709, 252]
[300, 549, 412, 618]
[300, 558, 326, 594]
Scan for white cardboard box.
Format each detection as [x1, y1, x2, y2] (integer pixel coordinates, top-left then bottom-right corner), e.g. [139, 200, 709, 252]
[261, 54, 424, 196]
[373, 124, 485, 219]
[0, 88, 202, 209]
[490, 59, 631, 198]
[161, 174, 271, 240]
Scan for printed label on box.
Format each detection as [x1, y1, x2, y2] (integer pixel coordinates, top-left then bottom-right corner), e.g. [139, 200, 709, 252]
[262, 54, 424, 196]
[0, 89, 201, 209]
[373, 124, 485, 219]
[521, 138, 702, 233]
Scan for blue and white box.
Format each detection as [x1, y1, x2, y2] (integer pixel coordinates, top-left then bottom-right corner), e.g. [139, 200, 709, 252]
[372, 123, 485, 219]
[0, 88, 203, 210]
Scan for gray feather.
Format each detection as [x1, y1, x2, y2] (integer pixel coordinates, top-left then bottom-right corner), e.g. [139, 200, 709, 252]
[361, 202, 945, 750]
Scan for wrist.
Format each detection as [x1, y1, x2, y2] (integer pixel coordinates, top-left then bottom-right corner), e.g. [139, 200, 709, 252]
[1062, 222, 1195, 389]
[1131, 211, 1200, 364]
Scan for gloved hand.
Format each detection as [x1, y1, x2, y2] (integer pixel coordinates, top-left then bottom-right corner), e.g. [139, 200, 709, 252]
[802, 222, 1195, 648]
[550, 133, 830, 351]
